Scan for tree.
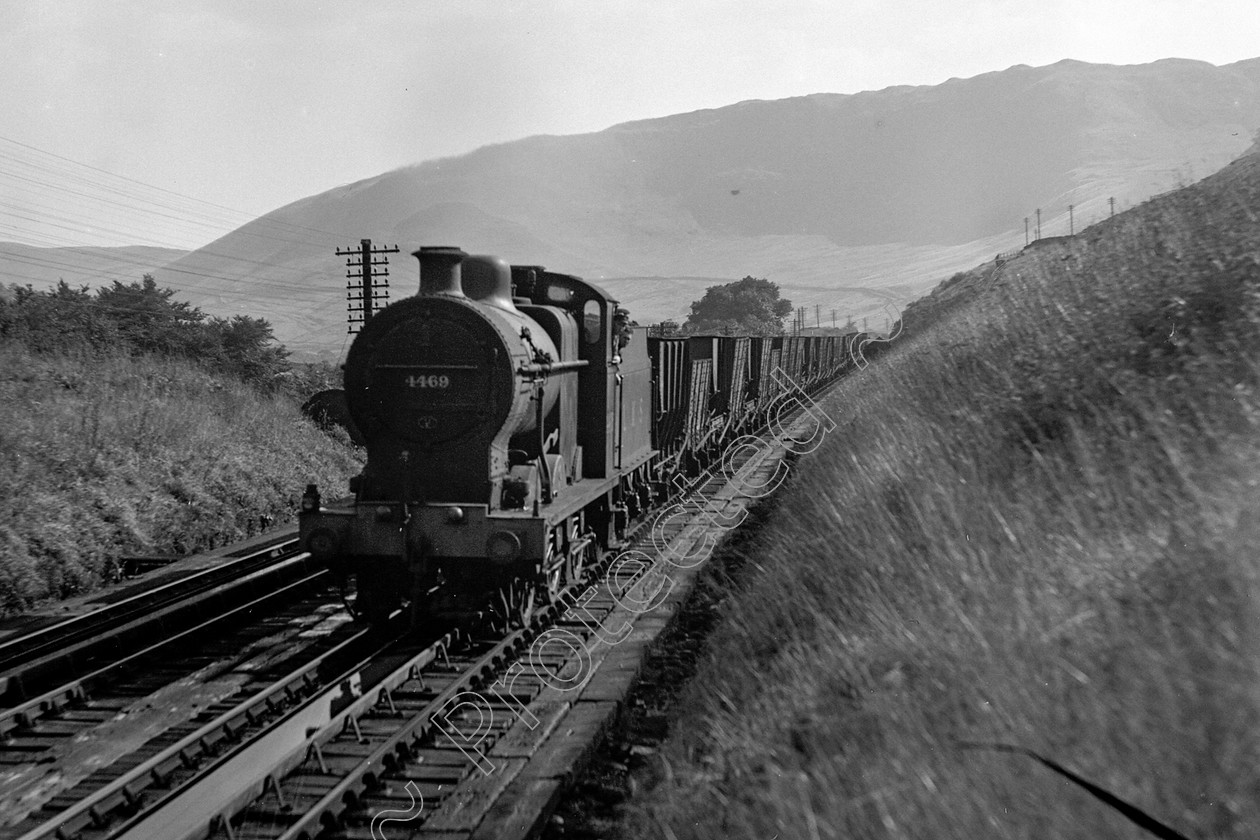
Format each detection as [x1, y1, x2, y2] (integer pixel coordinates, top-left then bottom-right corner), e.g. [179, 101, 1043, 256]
[0, 281, 120, 351]
[683, 276, 792, 336]
[652, 319, 682, 337]
[96, 274, 205, 355]
[1, 274, 291, 390]
[206, 315, 290, 386]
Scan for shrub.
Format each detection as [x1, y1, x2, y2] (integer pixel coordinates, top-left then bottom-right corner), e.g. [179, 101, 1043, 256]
[0, 275, 291, 389]
[0, 345, 361, 613]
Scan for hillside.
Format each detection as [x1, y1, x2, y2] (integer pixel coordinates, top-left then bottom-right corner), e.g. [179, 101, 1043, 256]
[0, 57, 1248, 358]
[572, 133, 1260, 837]
[0, 244, 188, 291]
[160, 56, 1260, 358]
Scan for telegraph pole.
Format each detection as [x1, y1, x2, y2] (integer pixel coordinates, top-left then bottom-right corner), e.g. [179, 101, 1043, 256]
[815, 304, 820, 329]
[1109, 197, 1115, 218]
[1069, 204, 1074, 236]
[1024, 217, 1029, 246]
[337, 239, 399, 333]
[1035, 208, 1041, 240]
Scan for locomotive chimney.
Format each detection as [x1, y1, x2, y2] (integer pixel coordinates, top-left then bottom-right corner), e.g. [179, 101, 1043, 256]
[414, 246, 467, 297]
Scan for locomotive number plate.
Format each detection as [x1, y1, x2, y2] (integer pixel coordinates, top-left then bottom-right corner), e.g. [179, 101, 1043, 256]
[405, 374, 451, 389]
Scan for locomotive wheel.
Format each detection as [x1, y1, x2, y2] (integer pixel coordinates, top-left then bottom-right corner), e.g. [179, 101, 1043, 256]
[491, 579, 537, 633]
[625, 481, 641, 519]
[637, 479, 653, 511]
[581, 536, 601, 581]
[542, 528, 565, 601]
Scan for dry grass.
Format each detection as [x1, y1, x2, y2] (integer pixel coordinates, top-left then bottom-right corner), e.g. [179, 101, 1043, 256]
[0, 345, 361, 613]
[623, 148, 1260, 838]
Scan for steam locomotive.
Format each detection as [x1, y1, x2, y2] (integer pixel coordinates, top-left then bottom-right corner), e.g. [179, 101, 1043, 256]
[298, 246, 864, 624]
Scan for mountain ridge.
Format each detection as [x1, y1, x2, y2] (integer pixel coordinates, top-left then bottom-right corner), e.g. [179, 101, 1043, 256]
[6, 57, 1259, 358]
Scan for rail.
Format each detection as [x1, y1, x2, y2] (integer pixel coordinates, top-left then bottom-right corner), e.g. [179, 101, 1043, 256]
[0, 532, 294, 667]
[0, 532, 305, 708]
[164, 383, 837, 839]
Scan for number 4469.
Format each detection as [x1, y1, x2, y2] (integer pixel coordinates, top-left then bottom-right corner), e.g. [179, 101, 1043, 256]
[405, 374, 451, 389]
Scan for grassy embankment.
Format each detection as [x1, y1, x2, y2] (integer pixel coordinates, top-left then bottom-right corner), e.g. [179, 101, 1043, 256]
[623, 148, 1260, 838]
[0, 346, 360, 614]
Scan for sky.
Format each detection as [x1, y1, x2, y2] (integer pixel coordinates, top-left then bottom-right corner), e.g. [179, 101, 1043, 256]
[2, 0, 1259, 251]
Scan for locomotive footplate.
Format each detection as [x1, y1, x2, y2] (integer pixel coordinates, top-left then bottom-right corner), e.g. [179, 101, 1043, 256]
[299, 464, 650, 623]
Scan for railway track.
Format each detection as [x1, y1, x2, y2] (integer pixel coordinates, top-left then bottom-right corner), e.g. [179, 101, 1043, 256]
[0, 531, 305, 706]
[190, 407, 813, 840]
[198, 573, 631, 840]
[0, 389, 829, 840]
[0, 530, 364, 837]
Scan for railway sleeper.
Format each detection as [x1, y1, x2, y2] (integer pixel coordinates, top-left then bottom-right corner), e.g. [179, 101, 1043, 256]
[3, 721, 79, 738]
[354, 716, 413, 738]
[316, 739, 381, 761]
[272, 775, 343, 801]
[192, 445, 788, 838]
[362, 778, 449, 803]
[382, 760, 468, 785]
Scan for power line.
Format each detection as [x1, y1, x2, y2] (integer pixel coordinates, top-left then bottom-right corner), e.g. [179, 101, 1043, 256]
[0, 136, 392, 299]
[0, 163, 318, 249]
[0, 245, 342, 298]
[0, 284, 278, 323]
[0, 135, 383, 304]
[0, 135, 344, 244]
[0, 230, 328, 289]
[0, 152, 333, 253]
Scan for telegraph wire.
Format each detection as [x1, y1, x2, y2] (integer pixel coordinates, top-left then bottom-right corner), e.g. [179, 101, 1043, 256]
[0, 199, 335, 283]
[0, 245, 342, 298]
[0, 134, 347, 244]
[0, 164, 292, 245]
[0, 134, 389, 297]
[0, 156, 332, 252]
[0, 133, 382, 296]
[0, 233, 338, 292]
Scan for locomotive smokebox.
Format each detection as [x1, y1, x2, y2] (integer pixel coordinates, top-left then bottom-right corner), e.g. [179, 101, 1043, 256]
[343, 246, 565, 507]
[416, 246, 468, 297]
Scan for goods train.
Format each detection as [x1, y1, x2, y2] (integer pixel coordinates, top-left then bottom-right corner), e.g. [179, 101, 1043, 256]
[299, 246, 869, 625]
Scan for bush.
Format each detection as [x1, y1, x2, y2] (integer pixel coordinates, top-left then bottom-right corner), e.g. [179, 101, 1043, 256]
[0, 275, 291, 389]
[0, 345, 361, 614]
